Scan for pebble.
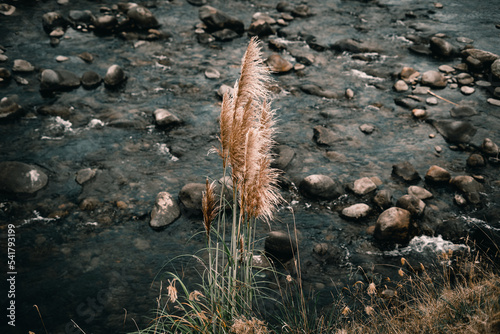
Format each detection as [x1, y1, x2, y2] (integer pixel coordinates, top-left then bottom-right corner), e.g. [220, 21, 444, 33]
[412, 108, 427, 119]
[204, 68, 220, 79]
[426, 97, 438, 105]
[456, 72, 474, 85]
[359, 123, 375, 134]
[78, 52, 94, 63]
[425, 165, 451, 183]
[438, 64, 455, 73]
[351, 177, 377, 195]
[345, 88, 354, 99]
[393, 80, 408, 92]
[434, 145, 442, 153]
[266, 54, 293, 73]
[104, 64, 126, 87]
[460, 86, 475, 95]
[56, 55, 69, 62]
[12, 59, 35, 72]
[0, 54, 7, 62]
[456, 36, 473, 44]
[487, 98, 500, 107]
[341, 203, 371, 220]
[154, 108, 181, 127]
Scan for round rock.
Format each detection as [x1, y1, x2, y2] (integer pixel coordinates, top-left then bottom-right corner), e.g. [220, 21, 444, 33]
[153, 108, 181, 127]
[341, 203, 371, 220]
[150, 192, 181, 229]
[0, 161, 48, 194]
[374, 207, 411, 244]
[266, 54, 293, 73]
[449, 175, 484, 205]
[421, 70, 447, 88]
[351, 177, 377, 196]
[179, 183, 205, 214]
[127, 5, 160, 29]
[408, 185, 433, 200]
[12, 59, 35, 72]
[264, 230, 298, 262]
[425, 165, 451, 183]
[104, 64, 126, 87]
[81, 71, 102, 89]
[392, 161, 420, 183]
[396, 194, 425, 216]
[481, 138, 499, 156]
[299, 174, 343, 201]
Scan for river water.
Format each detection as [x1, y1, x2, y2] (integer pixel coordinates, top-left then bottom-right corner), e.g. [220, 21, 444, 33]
[0, 0, 499, 333]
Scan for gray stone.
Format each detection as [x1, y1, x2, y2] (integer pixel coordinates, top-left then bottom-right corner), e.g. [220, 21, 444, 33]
[0, 161, 48, 194]
[265, 230, 298, 262]
[450, 105, 478, 117]
[341, 203, 371, 220]
[392, 161, 420, 183]
[421, 70, 447, 88]
[81, 71, 102, 89]
[0, 96, 21, 119]
[373, 189, 392, 209]
[154, 108, 181, 127]
[351, 177, 377, 195]
[266, 54, 293, 73]
[150, 192, 181, 229]
[104, 64, 126, 87]
[393, 80, 408, 92]
[313, 125, 342, 146]
[12, 59, 35, 72]
[491, 59, 500, 79]
[179, 183, 205, 214]
[408, 185, 433, 200]
[396, 194, 425, 216]
[271, 145, 295, 170]
[127, 5, 160, 29]
[299, 174, 343, 201]
[481, 138, 499, 156]
[199, 5, 244, 34]
[331, 38, 381, 53]
[460, 86, 475, 95]
[450, 175, 484, 204]
[430, 120, 477, 143]
[76, 168, 97, 185]
[301, 84, 338, 99]
[425, 165, 451, 183]
[429, 36, 456, 58]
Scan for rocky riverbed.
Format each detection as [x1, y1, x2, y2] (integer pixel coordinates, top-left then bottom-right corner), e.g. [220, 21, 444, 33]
[1, 0, 499, 333]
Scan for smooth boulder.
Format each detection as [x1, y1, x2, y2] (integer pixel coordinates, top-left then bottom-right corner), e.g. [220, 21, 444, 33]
[299, 174, 343, 201]
[374, 207, 411, 244]
[0, 161, 48, 194]
[150, 192, 181, 229]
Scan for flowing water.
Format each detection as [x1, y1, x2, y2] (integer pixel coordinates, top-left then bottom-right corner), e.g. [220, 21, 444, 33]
[0, 0, 499, 333]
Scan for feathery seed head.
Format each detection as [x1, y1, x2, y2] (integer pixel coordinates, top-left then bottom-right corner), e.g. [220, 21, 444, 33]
[202, 179, 218, 238]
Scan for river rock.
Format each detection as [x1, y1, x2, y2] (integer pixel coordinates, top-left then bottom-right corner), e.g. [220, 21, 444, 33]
[266, 54, 293, 73]
[0, 96, 21, 119]
[0, 161, 48, 194]
[438, 64, 455, 73]
[292, 4, 311, 17]
[429, 36, 456, 58]
[466, 153, 485, 167]
[350, 177, 377, 196]
[40, 69, 81, 92]
[491, 59, 500, 79]
[374, 207, 411, 244]
[425, 165, 451, 183]
[0, 3, 15, 16]
[211, 29, 239, 41]
[93, 15, 118, 33]
[199, 5, 244, 34]
[271, 145, 295, 170]
[461, 48, 499, 68]
[248, 19, 275, 37]
[331, 38, 380, 53]
[429, 120, 477, 143]
[313, 125, 342, 146]
[78, 52, 94, 63]
[0, 67, 11, 84]
[104, 64, 126, 87]
[187, 0, 207, 6]
[449, 175, 484, 204]
[450, 105, 478, 117]
[341, 203, 371, 220]
[396, 194, 425, 216]
[301, 84, 338, 99]
[264, 230, 298, 262]
[392, 161, 420, 183]
[400, 67, 420, 84]
[456, 72, 474, 85]
[12, 59, 35, 72]
[75, 168, 97, 185]
[393, 80, 408, 92]
[179, 182, 205, 214]
[42, 11, 68, 33]
[408, 185, 433, 200]
[421, 70, 447, 88]
[68, 10, 95, 26]
[149, 191, 181, 229]
[481, 138, 499, 156]
[460, 86, 475, 95]
[81, 71, 102, 89]
[127, 5, 159, 29]
[153, 108, 181, 127]
[299, 174, 343, 201]
[373, 189, 392, 209]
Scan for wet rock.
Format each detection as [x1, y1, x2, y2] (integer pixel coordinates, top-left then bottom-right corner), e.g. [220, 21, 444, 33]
[68, 10, 95, 26]
[204, 68, 220, 79]
[81, 71, 102, 89]
[42, 11, 68, 34]
[12, 59, 35, 72]
[487, 98, 500, 107]
[127, 5, 159, 29]
[394, 97, 420, 109]
[179, 182, 205, 214]
[466, 153, 486, 167]
[491, 59, 500, 79]
[212, 29, 239, 41]
[374, 207, 411, 244]
[271, 145, 295, 170]
[345, 88, 354, 99]
[429, 36, 456, 58]
[359, 124, 375, 134]
[426, 97, 438, 105]
[400, 67, 420, 84]
[153, 108, 181, 127]
[0, 161, 48, 194]
[461, 48, 499, 68]
[449, 175, 484, 205]
[248, 19, 275, 37]
[392, 161, 420, 183]
[264, 230, 298, 263]
[409, 44, 432, 56]
[266, 54, 293, 73]
[460, 86, 475, 95]
[199, 5, 244, 34]
[429, 120, 477, 143]
[341, 203, 371, 220]
[276, 1, 294, 12]
[0, 96, 21, 119]
[438, 64, 455, 73]
[412, 108, 427, 119]
[456, 72, 474, 85]
[373, 189, 392, 209]
[217, 84, 233, 98]
[292, 4, 312, 17]
[0, 3, 15, 16]
[425, 165, 451, 183]
[408, 186, 433, 200]
[40, 69, 81, 92]
[301, 84, 338, 99]
[393, 80, 408, 92]
[76, 168, 97, 185]
[299, 174, 343, 201]
[187, 0, 207, 6]
[0, 67, 11, 84]
[150, 192, 181, 229]
[396, 194, 425, 216]
[350, 177, 377, 196]
[450, 105, 478, 117]
[420, 70, 447, 88]
[93, 15, 118, 33]
[104, 64, 126, 87]
[331, 38, 380, 53]
[78, 52, 94, 63]
[79, 197, 100, 211]
[313, 125, 342, 146]
[481, 138, 499, 156]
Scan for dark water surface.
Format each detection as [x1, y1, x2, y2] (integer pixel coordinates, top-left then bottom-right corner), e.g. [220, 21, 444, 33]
[1, 0, 499, 333]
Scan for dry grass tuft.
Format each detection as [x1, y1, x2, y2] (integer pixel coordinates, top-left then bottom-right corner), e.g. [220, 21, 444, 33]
[230, 316, 270, 334]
